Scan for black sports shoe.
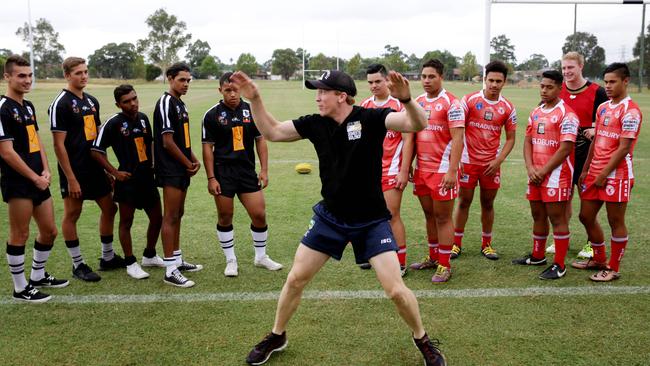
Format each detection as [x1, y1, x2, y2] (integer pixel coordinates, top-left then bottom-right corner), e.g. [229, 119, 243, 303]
[72, 263, 102, 282]
[358, 263, 372, 270]
[413, 333, 446, 366]
[511, 254, 547, 266]
[99, 254, 126, 271]
[177, 261, 203, 272]
[539, 263, 567, 280]
[29, 272, 70, 288]
[246, 331, 288, 365]
[163, 269, 195, 288]
[13, 284, 51, 303]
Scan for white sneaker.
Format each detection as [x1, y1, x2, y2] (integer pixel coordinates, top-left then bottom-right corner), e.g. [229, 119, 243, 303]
[546, 244, 556, 254]
[577, 243, 594, 259]
[254, 255, 283, 271]
[141, 255, 165, 267]
[224, 259, 238, 277]
[126, 262, 150, 279]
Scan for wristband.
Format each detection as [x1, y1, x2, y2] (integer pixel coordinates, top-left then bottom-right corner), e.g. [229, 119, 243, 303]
[398, 97, 411, 104]
[207, 176, 215, 180]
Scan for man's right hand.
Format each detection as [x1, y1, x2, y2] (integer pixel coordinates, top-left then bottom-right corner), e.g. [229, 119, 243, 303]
[230, 72, 260, 100]
[114, 171, 132, 182]
[68, 178, 82, 198]
[208, 178, 221, 196]
[33, 175, 50, 191]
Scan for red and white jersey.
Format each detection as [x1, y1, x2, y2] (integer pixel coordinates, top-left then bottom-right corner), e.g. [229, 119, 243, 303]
[414, 89, 465, 173]
[460, 90, 517, 165]
[589, 96, 642, 179]
[360, 96, 405, 177]
[526, 100, 579, 188]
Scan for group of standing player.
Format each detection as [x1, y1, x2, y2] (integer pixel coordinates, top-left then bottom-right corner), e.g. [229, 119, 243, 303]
[358, 53, 641, 285]
[1, 56, 283, 302]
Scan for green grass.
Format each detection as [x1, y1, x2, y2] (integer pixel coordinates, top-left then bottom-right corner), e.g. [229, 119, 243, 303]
[0, 80, 649, 365]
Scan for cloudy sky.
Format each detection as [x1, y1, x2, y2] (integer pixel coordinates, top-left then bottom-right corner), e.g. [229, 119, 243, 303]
[1, 0, 647, 67]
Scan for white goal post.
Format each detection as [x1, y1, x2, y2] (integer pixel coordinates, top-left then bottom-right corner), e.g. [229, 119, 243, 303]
[485, 0, 650, 91]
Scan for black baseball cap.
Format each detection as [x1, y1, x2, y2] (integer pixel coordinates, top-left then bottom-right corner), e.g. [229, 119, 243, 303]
[305, 70, 357, 97]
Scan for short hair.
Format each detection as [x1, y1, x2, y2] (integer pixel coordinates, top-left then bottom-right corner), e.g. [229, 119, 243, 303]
[603, 62, 630, 79]
[62, 57, 86, 75]
[366, 63, 388, 77]
[334, 90, 355, 106]
[485, 60, 508, 78]
[421, 59, 444, 76]
[542, 70, 563, 86]
[113, 84, 135, 103]
[4, 55, 30, 74]
[166, 62, 191, 79]
[562, 52, 584, 67]
[219, 72, 233, 86]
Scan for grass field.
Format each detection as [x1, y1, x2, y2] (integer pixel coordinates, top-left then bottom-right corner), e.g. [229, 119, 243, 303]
[0, 79, 649, 366]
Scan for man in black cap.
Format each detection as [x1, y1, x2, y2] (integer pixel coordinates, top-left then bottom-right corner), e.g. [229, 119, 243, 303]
[230, 70, 447, 366]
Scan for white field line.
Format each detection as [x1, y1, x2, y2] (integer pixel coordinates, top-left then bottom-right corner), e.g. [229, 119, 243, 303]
[1, 285, 649, 305]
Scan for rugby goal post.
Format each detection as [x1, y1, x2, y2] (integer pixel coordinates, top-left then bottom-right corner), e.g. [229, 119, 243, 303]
[485, 0, 650, 92]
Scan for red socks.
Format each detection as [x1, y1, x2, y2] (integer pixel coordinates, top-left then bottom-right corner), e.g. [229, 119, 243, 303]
[397, 245, 407, 267]
[591, 241, 607, 263]
[552, 232, 570, 269]
[532, 233, 548, 259]
[609, 236, 628, 272]
[481, 232, 492, 249]
[428, 240, 439, 262]
[438, 244, 452, 268]
[453, 230, 464, 248]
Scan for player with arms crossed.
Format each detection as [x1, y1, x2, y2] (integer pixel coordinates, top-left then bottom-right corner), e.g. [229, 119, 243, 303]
[91, 85, 164, 280]
[572, 63, 642, 282]
[513, 70, 579, 280]
[49, 57, 119, 282]
[1, 55, 68, 303]
[359, 63, 414, 276]
[202, 72, 282, 277]
[452, 60, 517, 261]
[230, 70, 447, 366]
[408, 59, 465, 283]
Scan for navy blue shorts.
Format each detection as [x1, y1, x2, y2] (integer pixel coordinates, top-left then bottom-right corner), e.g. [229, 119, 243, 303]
[301, 202, 397, 264]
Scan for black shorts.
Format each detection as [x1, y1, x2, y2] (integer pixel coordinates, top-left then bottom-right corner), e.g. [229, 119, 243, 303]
[214, 163, 261, 198]
[114, 172, 160, 210]
[1, 180, 51, 206]
[301, 202, 397, 264]
[156, 175, 191, 191]
[59, 166, 112, 200]
[573, 132, 592, 186]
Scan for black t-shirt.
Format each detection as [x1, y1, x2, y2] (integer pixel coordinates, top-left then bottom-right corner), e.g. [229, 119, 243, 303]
[293, 106, 392, 223]
[92, 112, 154, 175]
[153, 92, 192, 176]
[0, 96, 43, 184]
[202, 100, 261, 170]
[48, 89, 103, 174]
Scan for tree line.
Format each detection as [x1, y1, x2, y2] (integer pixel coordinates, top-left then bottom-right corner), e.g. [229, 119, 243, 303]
[3, 8, 647, 84]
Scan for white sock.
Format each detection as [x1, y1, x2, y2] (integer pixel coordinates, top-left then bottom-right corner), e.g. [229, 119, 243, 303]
[6, 244, 28, 292]
[251, 225, 268, 261]
[30, 241, 52, 281]
[101, 236, 115, 261]
[164, 257, 177, 276]
[217, 225, 236, 261]
[173, 250, 182, 266]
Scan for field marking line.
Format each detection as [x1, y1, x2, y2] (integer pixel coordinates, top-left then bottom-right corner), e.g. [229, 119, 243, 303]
[1, 285, 648, 305]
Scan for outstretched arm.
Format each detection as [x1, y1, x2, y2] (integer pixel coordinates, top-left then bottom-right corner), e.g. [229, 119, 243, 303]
[229, 72, 302, 142]
[384, 71, 426, 133]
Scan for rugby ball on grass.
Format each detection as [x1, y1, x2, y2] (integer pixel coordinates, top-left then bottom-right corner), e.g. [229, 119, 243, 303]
[295, 163, 312, 174]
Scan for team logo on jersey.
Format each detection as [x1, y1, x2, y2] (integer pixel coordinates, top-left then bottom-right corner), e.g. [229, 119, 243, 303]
[26, 106, 34, 117]
[243, 109, 251, 123]
[88, 98, 96, 113]
[551, 116, 558, 124]
[476, 102, 483, 111]
[140, 119, 147, 131]
[435, 103, 443, 112]
[533, 114, 539, 121]
[12, 108, 21, 123]
[438, 187, 448, 196]
[570, 94, 577, 100]
[537, 123, 545, 134]
[547, 188, 556, 197]
[498, 107, 505, 115]
[218, 111, 227, 125]
[606, 185, 615, 196]
[494, 175, 500, 184]
[419, 101, 425, 107]
[603, 116, 610, 126]
[71, 100, 80, 114]
[347, 121, 362, 140]
[120, 121, 130, 136]
[600, 108, 606, 116]
[484, 111, 493, 121]
[460, 174, 469, 183]
[176, 106, 181, 114]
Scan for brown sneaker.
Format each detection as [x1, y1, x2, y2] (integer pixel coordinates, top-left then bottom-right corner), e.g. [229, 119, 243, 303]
[431, 265, 452, 283]
[410, 256, 439, 270]
[413, 333, 447, 366]
[590, 269, 621, 282]
[571, 259, 608, 270]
